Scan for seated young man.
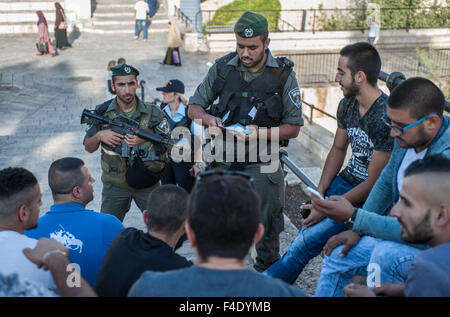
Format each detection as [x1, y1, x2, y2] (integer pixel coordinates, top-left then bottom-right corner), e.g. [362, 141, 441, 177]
[94, 185, 192, 297]
[343, 156, 450, 297]
[310, 77, 449, 296]
[264, 42, 393, 284]
[26, 157, 124, 286]
[128, 171, 306, 297]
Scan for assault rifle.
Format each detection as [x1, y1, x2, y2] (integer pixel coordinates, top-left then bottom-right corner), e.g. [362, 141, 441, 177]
[81, 109, 174, 158]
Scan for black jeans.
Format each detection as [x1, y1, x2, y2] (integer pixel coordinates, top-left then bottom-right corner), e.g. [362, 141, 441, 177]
[161, 160, 194, 192]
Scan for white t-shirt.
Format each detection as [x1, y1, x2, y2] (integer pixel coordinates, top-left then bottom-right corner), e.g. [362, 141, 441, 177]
[397, 147, 427, 193]
[134, 1, 149, 20]
[0, 230, 55, 291]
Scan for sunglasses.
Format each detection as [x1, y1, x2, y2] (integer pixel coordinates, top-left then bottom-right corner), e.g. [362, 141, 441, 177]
[195, 169, 255, 189]
[381, 112, 437, 136]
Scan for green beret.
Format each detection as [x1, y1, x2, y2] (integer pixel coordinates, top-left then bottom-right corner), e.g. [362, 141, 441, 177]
[111, 63, 139, 77]
[234, 11, 268, 38]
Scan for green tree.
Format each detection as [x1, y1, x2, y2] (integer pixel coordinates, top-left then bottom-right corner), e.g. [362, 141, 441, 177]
[207, 0, 281, 32]
[316, 0, 449, 31]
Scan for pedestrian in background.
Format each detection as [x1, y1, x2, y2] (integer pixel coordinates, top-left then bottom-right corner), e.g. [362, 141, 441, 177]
[162, 22, 182, 66]
[134, 0, 149, 41]
[35, 11, 57, 57]
[106, 60, 116, 100]
[367, 16, 380, 45]
[54, 2, 71, 50]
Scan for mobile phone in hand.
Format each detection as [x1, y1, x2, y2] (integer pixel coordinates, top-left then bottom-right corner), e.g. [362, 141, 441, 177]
[305, 186, 324, 200]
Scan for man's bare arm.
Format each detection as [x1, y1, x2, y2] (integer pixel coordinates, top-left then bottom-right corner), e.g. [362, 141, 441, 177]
[23, 238, 97, 297]
[188, 104, 222, 127]
[84, 130, 124, 153]
[317, 128, 349, 196]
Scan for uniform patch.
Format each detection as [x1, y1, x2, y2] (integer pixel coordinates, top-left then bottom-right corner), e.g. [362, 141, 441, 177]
[156, 118, 170, 136]
[288, 87, 301, 108]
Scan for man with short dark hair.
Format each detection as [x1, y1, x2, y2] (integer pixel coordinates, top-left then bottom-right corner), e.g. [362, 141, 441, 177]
[188, 11, 303, 272]
[344, 155, 450, 297]
[0, 167, 55, 290]
[94, 184, 192, 297]
[311, 77, 450, 296]
[128, 172, 306, 297]
[83, 63, 170, 221]
[264, 42, 393, 284]
[26, 157, 124, 286]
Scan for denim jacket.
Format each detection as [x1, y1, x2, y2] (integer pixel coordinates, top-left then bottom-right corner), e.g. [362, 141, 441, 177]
[353, 115, 450, 245]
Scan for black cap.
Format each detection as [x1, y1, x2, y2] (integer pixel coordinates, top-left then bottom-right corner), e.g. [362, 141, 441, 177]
[156, 79, 185, 94]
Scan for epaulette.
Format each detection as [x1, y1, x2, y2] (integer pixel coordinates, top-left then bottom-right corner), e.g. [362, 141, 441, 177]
[276, 56, 295, 70]
[215, 52, 238, 65]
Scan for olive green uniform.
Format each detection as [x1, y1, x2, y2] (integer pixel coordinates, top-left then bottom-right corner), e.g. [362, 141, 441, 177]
[84, 97, 170, 221]
[189, 51, 304, 271]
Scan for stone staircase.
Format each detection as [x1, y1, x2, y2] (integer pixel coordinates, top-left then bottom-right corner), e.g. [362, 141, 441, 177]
[0, 0, 73, 34]
[83, 0, 170, 35]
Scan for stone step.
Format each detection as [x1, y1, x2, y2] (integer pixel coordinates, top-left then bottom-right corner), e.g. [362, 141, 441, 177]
[0, 11, 57, 23]
[0, 1, 62, 11]
[83, 27, 168, 35]
[91, 19, 169, 26]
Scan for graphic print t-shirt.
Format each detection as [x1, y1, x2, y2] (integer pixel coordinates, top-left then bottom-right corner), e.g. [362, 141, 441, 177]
[337, 92, 393, 186]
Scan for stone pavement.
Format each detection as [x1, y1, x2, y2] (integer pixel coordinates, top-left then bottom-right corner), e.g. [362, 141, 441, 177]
[0, 17, 322, 295]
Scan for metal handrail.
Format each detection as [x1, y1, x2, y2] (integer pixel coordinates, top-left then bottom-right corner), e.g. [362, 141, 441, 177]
[283, 70, 450, 190]
[139, 80, 161, 104]
[174, 5, 192, 28]
[280, 149, 318, 190]
[302, 70, 449, 126]
[277, 17, 301, 32]
[379, 71, 450, 112]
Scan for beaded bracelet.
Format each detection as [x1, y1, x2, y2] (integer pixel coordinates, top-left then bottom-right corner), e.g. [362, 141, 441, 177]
[42, 249, 68, 264]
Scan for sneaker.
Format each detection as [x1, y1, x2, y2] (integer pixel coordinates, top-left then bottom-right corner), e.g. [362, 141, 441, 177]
[133, 36, 138, 40]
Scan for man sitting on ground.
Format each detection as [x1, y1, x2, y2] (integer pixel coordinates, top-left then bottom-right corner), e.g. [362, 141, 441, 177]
[94, 184, 192, 297]
[128, 171, 306, 297]
[26, 157, 124, 286]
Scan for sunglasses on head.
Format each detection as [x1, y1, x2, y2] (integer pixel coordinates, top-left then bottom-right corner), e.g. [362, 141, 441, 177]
[195, 169, 255, 189]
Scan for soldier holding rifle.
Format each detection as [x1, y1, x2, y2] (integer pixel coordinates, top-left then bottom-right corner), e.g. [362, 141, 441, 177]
[83, 64, 170, 222]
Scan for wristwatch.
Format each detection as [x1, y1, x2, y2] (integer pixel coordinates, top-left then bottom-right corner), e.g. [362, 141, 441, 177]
[344, 207, 359, 229]
[195, 162, 207, 172]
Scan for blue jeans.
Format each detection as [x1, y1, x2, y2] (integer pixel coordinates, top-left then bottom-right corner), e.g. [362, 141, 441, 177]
[134, 19, 147, 39]
[263, 175, 354, 284]
[314, 236, 420, 297]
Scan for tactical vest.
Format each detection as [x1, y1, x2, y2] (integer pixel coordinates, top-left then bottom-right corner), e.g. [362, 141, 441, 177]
[95, 99, 166, 189]
[208, 52, 294, 168]
[160, 103, 196, 164]
[210, 52, 293, 128]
